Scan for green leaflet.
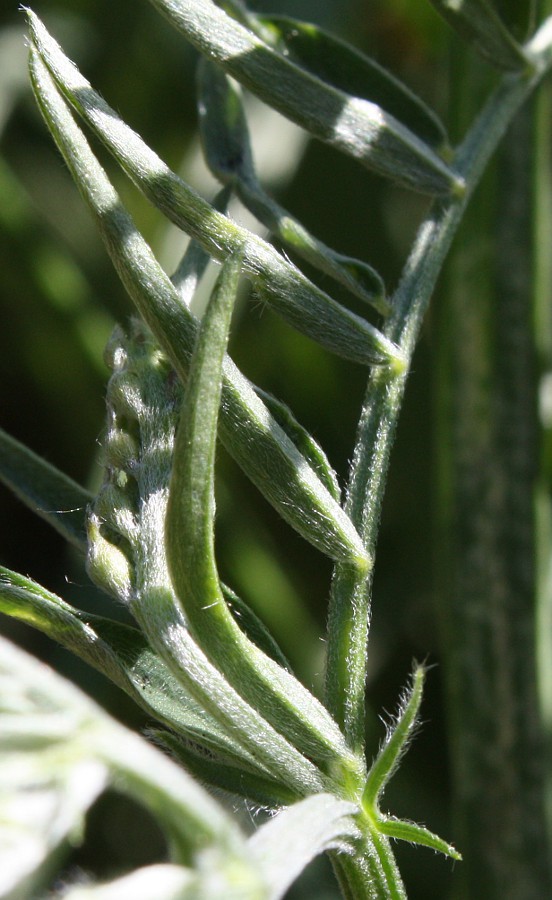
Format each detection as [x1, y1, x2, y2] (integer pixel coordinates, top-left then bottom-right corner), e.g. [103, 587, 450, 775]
[362, 666, 426, 809]
[156, 730, 300, 808]
[253, 387, 341, 504]
[428, 0, 530, 70]
[28, 12, 399, 369]
[27, 38, 370, 571]
[144, 0, 463, 196]
[169, 207, 344, 507]
[129, 587, 328, 796]
[197, 59, 388, 315]
[360, 666, 461, 863]
[257, 15, 449, 153]
[168, 200, 344, 506]
[0, 567, 275, 774]
[376, 817, 460, 860]
[166, 255, 359, 774]
[222, 583, 291, 672]
[0, 426, 91, 550]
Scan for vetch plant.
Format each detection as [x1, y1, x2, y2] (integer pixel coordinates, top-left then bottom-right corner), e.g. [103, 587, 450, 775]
[1, 1, 552, 896]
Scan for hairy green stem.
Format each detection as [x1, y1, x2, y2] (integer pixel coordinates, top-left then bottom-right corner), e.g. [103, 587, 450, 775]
[325, 14, 552, 757]
[330, 827, 406, 900]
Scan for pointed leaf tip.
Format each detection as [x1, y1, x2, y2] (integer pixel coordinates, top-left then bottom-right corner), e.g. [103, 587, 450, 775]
[363, 665, 425, 809]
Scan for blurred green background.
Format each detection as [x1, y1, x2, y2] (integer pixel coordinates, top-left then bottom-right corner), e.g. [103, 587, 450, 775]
[0, 1, 458, 896]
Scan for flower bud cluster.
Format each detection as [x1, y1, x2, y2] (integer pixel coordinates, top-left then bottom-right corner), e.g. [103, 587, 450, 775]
[86, 319, 181, 603]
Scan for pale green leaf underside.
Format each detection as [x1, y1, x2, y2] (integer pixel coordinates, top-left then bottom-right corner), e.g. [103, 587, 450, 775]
[59, 795, 362, 900]
[249, 794, 359, 900]
[0, 646, 108, 900]
[0, 634, 275, 897]
[0, 638, 104, 898]
[60, 865, 197, 900]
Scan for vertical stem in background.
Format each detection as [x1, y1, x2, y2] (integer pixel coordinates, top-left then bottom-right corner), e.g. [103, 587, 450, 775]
[434, 40, 552, 900]
[533, 25, 552, 836]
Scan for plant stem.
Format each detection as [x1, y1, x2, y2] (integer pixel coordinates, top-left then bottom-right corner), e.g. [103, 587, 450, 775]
[325, 19, 552, 757]
[330, 827, 406, 900]
[434, 11, 552, 896]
